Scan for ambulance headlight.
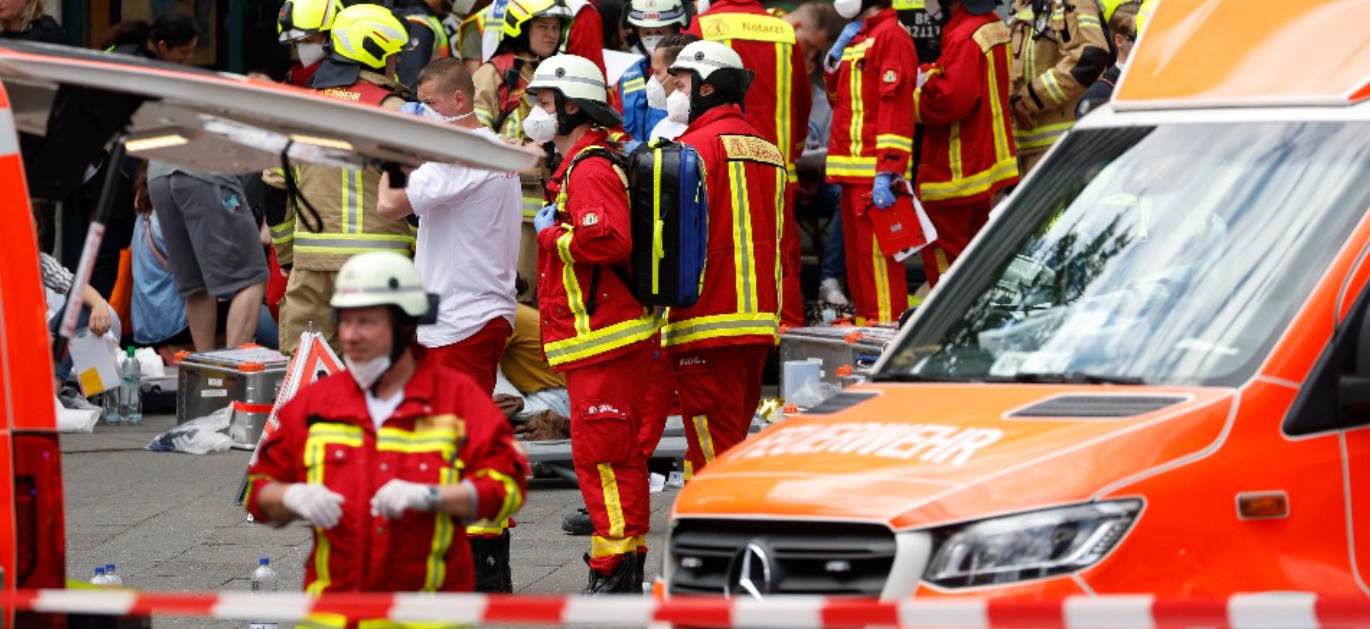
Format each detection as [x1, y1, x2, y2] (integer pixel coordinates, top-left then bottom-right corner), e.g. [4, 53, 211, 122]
[923, 500, 1141, 588]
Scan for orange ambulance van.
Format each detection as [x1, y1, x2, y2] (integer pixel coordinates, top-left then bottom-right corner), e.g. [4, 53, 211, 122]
[664, 0, 1370, 602]
[0, 41, 537, 628]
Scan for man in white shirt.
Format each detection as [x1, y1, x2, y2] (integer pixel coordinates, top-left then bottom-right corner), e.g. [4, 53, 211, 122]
[378, 57, 522, 396]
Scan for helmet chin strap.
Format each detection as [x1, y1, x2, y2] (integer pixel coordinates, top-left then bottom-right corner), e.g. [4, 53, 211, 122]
[367, 306, 417, 395]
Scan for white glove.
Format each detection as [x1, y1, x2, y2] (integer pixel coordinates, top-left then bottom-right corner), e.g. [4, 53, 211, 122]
[371, 479, 439, 520]
[283, 483, 345, 529]
[917, 67, 930, 89]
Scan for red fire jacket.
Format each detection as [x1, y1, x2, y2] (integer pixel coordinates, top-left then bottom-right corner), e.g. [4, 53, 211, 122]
[245, 348, 528, 595]
[566, 0, 607, 77]
[913, 9, 1019, 207]
[685, 0, 811, 175]
[824, 8, 917, 184]
[665, 106, 784, 350]
[537, 130, 657, 370]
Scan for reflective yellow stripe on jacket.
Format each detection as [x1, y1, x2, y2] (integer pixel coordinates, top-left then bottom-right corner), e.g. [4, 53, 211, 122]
[303, 424, 364, 596]
[405, 14, 452, 59]
[294, 232, 415, 256]
[662, 312, 779, 346]
[697, 12, 799, 178]
[377, 424, 462, 592]
[829, 40, 876, 178]
[1014, 120, 1074, 151]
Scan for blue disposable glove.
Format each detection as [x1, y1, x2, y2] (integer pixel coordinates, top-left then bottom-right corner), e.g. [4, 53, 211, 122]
[533, 204, 558, 233]
[827, 21, 864, 64]
[623, 139, 643, 154]
[399, 101, 425, 117]
[873, 172, 897, 209]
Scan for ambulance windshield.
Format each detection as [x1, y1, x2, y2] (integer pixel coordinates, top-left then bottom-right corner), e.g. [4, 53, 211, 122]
[881, 121, 1370, 387]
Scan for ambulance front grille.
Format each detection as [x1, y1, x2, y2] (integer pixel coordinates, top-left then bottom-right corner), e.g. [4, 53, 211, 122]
[668, 519, 896, 596]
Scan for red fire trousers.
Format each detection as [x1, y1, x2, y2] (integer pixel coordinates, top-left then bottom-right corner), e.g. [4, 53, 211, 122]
[428, 317, 513, 395]
[564, 343, 654, 574]
[842, 184, 908, 324]
[674, 343, 769, 477]
[920, 198, 993, 287]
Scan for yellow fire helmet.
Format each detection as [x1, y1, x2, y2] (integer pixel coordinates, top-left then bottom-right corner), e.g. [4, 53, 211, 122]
[500, 0, 574, 47]
[329, 4, 410, 69]
[277, 0, 343, 43]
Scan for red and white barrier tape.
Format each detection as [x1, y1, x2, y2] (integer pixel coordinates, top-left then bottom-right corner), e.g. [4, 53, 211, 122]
[6, 591, 1370, 628]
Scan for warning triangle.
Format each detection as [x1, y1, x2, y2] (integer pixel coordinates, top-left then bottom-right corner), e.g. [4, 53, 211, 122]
[236, 332, 342, 503]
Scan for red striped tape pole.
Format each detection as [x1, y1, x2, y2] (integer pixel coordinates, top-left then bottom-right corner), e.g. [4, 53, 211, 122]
[4, 591, 1370, 628]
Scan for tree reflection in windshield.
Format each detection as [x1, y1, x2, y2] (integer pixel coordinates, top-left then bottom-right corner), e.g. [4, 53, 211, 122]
[884, 122, 1370, 387]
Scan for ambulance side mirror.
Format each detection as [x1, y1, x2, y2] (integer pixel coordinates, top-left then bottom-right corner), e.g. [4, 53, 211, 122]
[1338, 303, 1370, 412]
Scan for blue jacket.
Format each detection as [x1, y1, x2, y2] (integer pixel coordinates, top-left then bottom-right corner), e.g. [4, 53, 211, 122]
[618, 56, 667, 142]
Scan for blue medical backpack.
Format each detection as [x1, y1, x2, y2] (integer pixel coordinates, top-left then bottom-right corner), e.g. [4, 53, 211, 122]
[625, 139, 709, 308]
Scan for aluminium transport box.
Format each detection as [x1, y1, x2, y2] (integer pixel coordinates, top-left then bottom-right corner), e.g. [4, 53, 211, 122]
[778, 326, 900, 390]
[177, 346, 288, 449]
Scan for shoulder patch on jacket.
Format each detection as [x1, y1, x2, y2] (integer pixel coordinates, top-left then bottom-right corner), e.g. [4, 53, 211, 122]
[883, 69, 899, 83]
[720, 135, 785, 167]
[972, 21, 1011, 53]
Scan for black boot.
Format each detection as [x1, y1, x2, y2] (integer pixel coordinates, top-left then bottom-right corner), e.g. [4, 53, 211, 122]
[632, 551, 647, 595]
[470, 530, 513, 593]
[561, 508, 593, 535]
[581, 553, 637, 595]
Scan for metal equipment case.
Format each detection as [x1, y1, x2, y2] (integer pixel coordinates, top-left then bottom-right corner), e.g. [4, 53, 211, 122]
[177, 347, 287, 449]
[778, 326, 899, 390]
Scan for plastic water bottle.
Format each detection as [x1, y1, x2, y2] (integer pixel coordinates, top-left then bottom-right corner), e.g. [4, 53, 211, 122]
[91, 566, 108, 586]
[102, 385, 123, 425]
[119, 347, 143, 425]
[104, 563, 122, 586]
[250, 558, 279, 629]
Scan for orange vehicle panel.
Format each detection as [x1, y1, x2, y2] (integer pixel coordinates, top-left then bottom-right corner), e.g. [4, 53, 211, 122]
[673, 386, 1234, 529]
[1085, 379, 1358, 597]
[1114, 0, 1370, 109]
[0, 83, 57, 433]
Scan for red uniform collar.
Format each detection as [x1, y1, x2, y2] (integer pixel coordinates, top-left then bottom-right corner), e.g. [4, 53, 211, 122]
[861, 8, 899, 34]
[684, 104, 744, 133]
[550, 128, 612, 182]
[322, 345, 444, 427]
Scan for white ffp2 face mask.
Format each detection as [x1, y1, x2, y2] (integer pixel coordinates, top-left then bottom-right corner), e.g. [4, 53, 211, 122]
[646, 76, 668, 110]
[522, 106, 558, 144]
[345, 354, 392, 391]
[639, 35, 664, 56]
[422, 104, 474, 124]
[296, 42, 326, 66]
[666, 90, 691, 124]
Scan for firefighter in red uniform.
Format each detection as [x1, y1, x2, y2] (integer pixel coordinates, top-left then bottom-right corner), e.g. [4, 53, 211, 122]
[246, 252, 528, 622]
[825, 0, 917, 323]
[526, 54, 659, 594]
[685, 0, 809, 328]
[913, 0, 1019, 286]
[666, 41, 784, 476]
[565, 0, 607, 76]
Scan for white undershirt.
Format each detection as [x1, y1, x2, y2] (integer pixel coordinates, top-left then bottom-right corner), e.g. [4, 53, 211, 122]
[365, 389, 405, 429]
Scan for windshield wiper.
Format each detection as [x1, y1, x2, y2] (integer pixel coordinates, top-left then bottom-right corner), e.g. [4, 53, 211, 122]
[873, 373, 971, 383]
[1009, 372, 1146, 385]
